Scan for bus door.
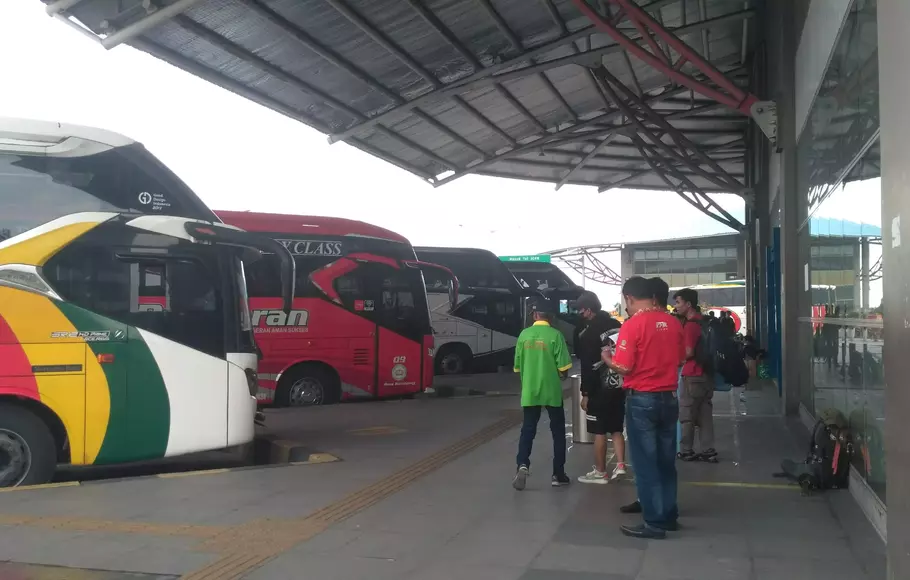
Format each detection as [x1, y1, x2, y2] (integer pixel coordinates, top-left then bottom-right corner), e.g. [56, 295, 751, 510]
[372, 264, 431, 397]
[311, 257, 431, 397]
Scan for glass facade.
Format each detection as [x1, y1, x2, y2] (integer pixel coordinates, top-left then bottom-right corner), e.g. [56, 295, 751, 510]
[631, 247, 738, 287]
[796, 0, 884, 502]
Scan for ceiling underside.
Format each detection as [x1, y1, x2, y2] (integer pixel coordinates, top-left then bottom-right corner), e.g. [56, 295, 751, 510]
[48, 0, 758, 194]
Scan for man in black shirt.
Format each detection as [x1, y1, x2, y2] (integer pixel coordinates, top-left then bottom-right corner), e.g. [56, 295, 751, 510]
[575, 291, 625, 484]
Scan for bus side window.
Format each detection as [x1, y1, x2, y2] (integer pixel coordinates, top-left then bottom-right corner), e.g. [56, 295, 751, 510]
[245, 255, 282, 298]
[331, 265, 373, 317]
[45, 240, 225, 358]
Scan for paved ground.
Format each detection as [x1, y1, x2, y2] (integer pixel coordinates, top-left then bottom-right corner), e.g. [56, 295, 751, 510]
[0, 377, 886, 579]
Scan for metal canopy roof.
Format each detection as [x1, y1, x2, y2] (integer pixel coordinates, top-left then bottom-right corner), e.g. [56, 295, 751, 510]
[45, 0, 764, 228]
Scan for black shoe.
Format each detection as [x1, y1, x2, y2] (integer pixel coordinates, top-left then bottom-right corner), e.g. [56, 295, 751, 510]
[620, 500, 642, 514]
[699, 448, 718, 460]
[620, 524, 666, 539]
[552, 473, 571, 487]
[654, 521, 681, 532]
[677, 451, 698, 462]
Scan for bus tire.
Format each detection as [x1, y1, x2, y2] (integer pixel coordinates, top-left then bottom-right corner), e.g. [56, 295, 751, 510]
[275, 364, 341, 407]
[436, 344, 472, 375]
[0, 405, 56, 487]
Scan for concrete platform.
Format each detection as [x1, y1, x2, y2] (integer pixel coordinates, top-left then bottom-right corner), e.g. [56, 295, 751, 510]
[0, 381, 885, 579]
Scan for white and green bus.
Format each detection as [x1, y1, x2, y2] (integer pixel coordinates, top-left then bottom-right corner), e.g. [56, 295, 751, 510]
[0, 118, 294, 486]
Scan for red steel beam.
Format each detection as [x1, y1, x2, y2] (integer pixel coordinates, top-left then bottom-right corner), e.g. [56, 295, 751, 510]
[570, 0, 759, 116]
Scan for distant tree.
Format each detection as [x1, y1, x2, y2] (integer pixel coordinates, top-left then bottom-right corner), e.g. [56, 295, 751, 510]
[0, 229, 10, 241]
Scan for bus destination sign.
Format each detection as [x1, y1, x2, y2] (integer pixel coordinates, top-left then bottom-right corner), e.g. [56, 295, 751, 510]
[499, 255, 551, 263]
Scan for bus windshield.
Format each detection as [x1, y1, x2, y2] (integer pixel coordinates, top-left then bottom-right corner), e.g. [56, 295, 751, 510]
[0, 144, 216, 240]
[506, 263, 578, 292]
[416, 247, 521, 293]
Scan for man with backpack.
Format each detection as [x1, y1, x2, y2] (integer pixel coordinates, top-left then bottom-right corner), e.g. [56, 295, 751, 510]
[673, 288, 716, 461]
[574, 291, 625, 484]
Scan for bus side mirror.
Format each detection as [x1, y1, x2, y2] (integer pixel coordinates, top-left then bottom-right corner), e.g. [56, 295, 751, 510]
[448, 279, 458, 311]
[403, 260, 459, 311]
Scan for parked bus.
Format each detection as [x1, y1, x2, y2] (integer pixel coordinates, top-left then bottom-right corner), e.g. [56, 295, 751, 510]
[0, 118, 295, 486]
[670, 280, 747, 334]
[504, 261, 583, 349]
[415, 247, 544, 375]
[215, 212, 457, 407]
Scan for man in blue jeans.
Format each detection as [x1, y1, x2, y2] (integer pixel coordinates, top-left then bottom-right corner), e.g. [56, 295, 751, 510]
[512, 309, 574, 490]
[600, 276, 685, 539]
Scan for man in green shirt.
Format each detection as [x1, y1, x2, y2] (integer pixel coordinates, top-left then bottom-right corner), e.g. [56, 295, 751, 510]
[512, 309, 574, 490]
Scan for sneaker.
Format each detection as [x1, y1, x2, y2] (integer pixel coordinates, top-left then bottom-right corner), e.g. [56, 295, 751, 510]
[513, 465, 529, 491]
[700, 448, 718, 459]
[611, 463, 627, 480]
[677, 451, 698, 462]
[551, 473, 571, 487]
[577, 466, 608, 485]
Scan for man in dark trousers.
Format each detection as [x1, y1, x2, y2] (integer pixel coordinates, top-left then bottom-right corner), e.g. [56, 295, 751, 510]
[601, 276, 685, 539]
[574, 291, 625, 484]
[512, 309, 574, 490]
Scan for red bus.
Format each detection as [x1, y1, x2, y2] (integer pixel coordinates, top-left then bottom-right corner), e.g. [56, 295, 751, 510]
[215, 211, 457, 407]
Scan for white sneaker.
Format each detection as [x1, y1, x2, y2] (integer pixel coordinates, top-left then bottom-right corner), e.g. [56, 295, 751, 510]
[577, 466, 608, 484]
[611, 463, 627, 480]
[513, 465, 530, 491]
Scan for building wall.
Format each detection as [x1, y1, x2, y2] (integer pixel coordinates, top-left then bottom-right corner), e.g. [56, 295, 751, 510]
[764, 0, 887, 555]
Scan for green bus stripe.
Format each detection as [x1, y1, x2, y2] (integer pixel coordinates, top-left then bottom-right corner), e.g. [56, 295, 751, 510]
[54, 302, 170, 464]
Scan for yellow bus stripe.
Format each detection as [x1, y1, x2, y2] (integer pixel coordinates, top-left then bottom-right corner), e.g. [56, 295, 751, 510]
[0, 288, 110, 464]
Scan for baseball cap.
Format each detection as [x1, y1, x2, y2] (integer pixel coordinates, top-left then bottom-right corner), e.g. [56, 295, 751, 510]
[575, 291, 601, 311]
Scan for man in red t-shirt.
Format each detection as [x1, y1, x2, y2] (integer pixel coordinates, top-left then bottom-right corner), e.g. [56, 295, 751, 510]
[600, 276, 684, 539]
[673, 288, 717, 461]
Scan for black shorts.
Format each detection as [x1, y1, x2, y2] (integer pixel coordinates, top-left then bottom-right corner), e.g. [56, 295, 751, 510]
[585, 388, 626, 435]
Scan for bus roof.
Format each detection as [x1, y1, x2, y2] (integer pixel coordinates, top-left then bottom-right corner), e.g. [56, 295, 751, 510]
[0, 117, 135, 156]
[215, 211, 410, 244]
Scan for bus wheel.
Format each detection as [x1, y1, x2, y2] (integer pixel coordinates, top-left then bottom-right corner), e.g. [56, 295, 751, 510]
[0, 406, 56, 487]
[277, 365, 340, 408]
[436, 345, 472, 375]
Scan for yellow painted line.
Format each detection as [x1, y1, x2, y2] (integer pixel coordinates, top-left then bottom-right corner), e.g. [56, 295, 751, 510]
[291, 453, 341, 465]
[347, 426, 407, 435]
[183, 411, 523, 579]
[686, 481, 796, 490]
[0, 481, 80, 493]
[0, 514, 224, 538]
[157, 468, 233, 479]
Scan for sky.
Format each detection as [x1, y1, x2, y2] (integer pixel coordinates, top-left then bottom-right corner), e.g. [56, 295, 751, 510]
[0, 3, 879, 308]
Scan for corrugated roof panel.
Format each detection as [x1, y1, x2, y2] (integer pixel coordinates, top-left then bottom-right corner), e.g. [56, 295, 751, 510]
[48, 0, 761, 202]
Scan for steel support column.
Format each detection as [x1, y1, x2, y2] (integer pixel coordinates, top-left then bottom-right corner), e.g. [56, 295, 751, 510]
[861, 236, 871, 310]
[879, 1, 910, 573]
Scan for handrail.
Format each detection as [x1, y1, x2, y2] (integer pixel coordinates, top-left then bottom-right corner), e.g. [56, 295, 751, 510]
[797, 316, 883, 329]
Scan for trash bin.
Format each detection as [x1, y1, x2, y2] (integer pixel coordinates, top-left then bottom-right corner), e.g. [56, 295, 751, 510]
[570, 375, 593, 444]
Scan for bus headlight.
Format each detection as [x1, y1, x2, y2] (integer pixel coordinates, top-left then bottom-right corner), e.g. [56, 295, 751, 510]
[244, 368, 259, 397]
[428, 347, 435, 358]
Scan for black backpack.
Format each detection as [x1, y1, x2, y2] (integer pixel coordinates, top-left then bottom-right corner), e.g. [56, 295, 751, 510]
[693, 317, 748, 387]
[804, 416, 852, 490]
[715, 339, 749, 387]
[692, 317, 720, 374]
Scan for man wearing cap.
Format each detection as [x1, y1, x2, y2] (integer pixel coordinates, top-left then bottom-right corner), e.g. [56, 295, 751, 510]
[512, 308, 574, 490]
[574, 291, 625, 484]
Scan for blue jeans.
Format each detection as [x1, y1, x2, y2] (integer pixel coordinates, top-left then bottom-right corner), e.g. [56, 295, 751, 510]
[516, 406, 567, 476]
[626, 390, 679, 530]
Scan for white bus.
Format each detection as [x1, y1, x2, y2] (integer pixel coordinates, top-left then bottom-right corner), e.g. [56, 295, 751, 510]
[416, 247, 543, 375]
[670, 280, 747, 335]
